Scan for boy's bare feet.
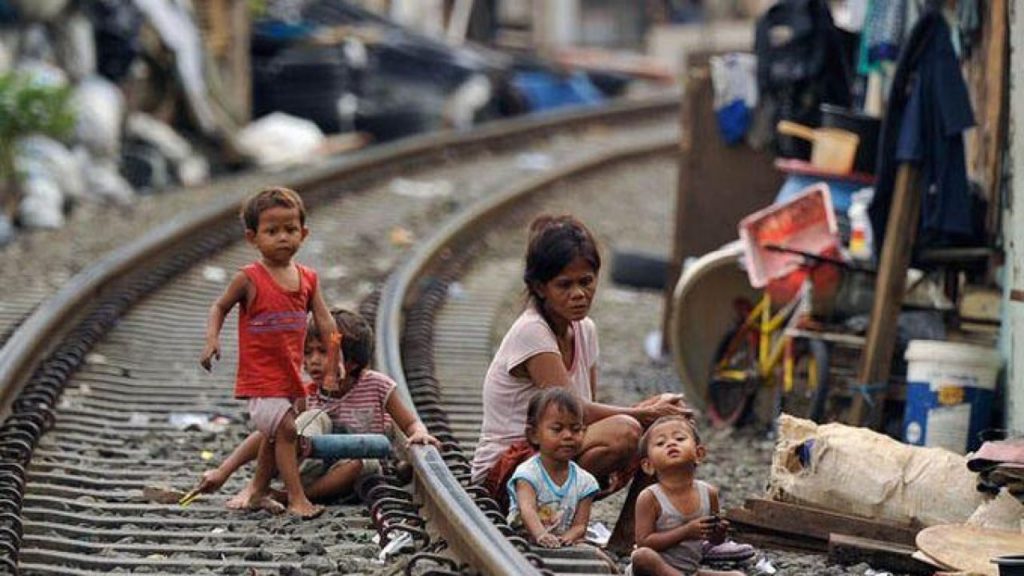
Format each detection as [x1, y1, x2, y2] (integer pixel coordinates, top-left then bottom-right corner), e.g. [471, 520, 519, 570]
[225, 484, 256, 510]
[287, 500, 324, 520]
[240, 491, 286, 514]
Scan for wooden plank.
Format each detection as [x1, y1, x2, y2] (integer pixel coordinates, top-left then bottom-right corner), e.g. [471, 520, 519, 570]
[965, 0, 1008, 234]
[828, 533, 935, 575]
[855, 164, 920, 425]
[727, 525, 825, 553]
[729, 499, 918, 546]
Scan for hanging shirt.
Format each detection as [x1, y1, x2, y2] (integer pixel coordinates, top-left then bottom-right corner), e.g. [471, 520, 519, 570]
[868, 12, 975, 253]
[894, 16, 975, 245]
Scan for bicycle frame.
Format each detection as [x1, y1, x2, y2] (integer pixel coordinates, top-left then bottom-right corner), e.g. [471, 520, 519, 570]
[714, 284, 811, 392]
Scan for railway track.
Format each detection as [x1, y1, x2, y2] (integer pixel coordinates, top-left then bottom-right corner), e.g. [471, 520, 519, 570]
[377, 134, 680, 574]
[0, 96, 678, 575]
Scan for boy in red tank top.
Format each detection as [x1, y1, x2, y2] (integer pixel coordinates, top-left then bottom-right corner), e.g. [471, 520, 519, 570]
[200, 186, 340, 519]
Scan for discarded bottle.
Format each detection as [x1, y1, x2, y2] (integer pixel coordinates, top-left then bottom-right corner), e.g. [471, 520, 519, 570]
[310, 434, 392, 460]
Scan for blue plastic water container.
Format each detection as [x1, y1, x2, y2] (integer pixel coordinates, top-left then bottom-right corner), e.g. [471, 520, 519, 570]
[902, 340, 1001, 454]
[310, 433, 392, 461]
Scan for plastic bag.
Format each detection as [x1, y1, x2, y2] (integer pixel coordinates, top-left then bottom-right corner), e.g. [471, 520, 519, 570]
[73, 75, 125, 158]
[18, 175, 64, 228]
[17, 135, 85, 202]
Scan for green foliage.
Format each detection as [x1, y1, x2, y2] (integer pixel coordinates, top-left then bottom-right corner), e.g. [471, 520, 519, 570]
[0, 73, 76, 146]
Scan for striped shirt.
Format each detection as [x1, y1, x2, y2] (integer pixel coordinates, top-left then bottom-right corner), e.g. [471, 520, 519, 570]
[306, 369, 396, 434]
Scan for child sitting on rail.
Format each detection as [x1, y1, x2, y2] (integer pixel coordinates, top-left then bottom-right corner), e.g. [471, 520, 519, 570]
[627, 417, 745, 576]
[197, 308, 438, 504]
[199, 186, 340, 519]
[507, 388, 598, 548]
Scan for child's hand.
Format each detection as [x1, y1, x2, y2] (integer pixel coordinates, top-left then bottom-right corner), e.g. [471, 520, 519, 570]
[682, 516, 719, 541]
[535, 532, 561, 548]
[199, 341, 220, 371]
[406, 429, 440, 447]
[710, 517, 729, 543]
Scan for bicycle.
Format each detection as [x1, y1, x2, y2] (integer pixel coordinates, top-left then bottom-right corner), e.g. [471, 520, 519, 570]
[705, 234, 882, 428]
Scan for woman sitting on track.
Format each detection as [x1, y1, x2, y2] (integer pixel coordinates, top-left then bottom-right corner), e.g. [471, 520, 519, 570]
[470, 214, 690, 511]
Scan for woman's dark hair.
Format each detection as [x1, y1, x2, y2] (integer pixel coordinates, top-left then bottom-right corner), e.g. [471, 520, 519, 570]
[523, 214, 601, 304]
[307, 308, 373, 379]
[525, 388, 585, 448]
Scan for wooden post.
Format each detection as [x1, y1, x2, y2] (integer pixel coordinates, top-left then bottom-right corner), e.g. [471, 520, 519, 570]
[853, 163, 920, 425]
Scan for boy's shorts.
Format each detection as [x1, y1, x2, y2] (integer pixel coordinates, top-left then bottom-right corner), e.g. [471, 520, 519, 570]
[294, 408, 381, 486]
[248, 397, 295, 440]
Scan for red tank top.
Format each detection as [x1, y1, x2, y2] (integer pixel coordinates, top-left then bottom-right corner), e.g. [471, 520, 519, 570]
[235, 262, 317, 398]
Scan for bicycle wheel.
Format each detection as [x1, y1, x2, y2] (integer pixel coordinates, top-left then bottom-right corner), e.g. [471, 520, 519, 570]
[778, 339, 830, 422]
[707, 325, 759, 427]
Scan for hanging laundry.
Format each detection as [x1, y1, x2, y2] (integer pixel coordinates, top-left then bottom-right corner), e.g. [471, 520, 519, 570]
[709, 53, 758, 145]
[857, 0, 906, 74]
[868, 11, 976, 254]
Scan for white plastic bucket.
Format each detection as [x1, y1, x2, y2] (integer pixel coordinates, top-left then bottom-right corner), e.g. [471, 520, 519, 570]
[902, 340, 1001, 454]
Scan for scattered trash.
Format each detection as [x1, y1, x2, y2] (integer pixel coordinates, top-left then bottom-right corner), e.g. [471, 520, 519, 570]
[73, 75, 124, 158]
[18, 175, 64, 229]
[0, 214, 13, 247]
[585, 521, 611, 546]
[389, 226, 415, 247]
[322, 265, 348, 280]
[644, 330, 664, 362]
[863, 569, 892, 576]
[235, 112, 325, 169]
[516, 152, 554, 172]
[202, 265, 227, 283]
[447, 282, 465, 300]
[444, 74, 492, 130]
[169, 413, 230, 433]
[389, 177, 453, 199]
[51, 10, 95, 81]
[210, 527, 226, 534]
[133, 0, 216, 134]
[377, 530, 413, 561]
[9, 0, 69, 22]
[200, 450, 214, 461]
[128, 412, 150, 426]
[82, 158, 135, 205]
[126, 112, 209, 187]
[142, 485, 185, 505]
[85, 353, 108, 365]
[754, 556, 777, 574]
[17, 135, 86, 202]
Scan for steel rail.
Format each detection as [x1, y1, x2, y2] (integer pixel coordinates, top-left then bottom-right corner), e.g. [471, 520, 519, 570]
[376, 134, 677, 575]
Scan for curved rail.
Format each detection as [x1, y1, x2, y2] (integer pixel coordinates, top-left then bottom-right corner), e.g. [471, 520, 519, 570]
[0, 95, 678, 574]
[376, 134, 678, 574]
